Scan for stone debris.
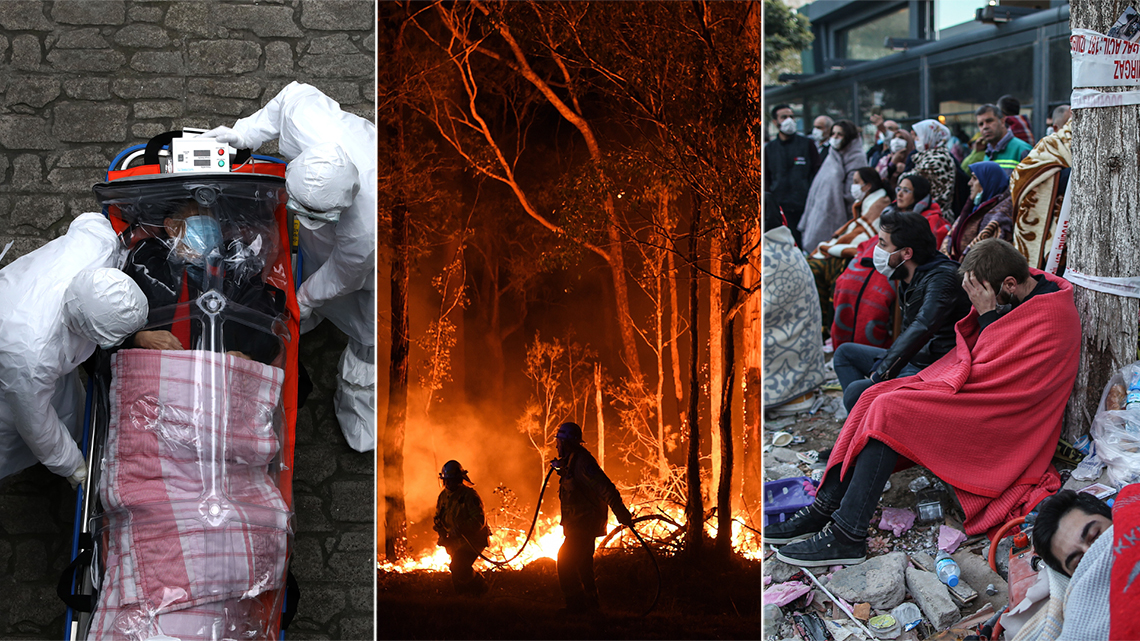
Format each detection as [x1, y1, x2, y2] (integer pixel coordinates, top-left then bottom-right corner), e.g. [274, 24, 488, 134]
[827, 551, 909, 610]
[905, 567, 960, 630]
[938, 525, 967, 554]
[879, 507, 916, 537]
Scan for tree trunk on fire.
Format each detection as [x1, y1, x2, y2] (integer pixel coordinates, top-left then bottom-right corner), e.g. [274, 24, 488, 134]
[1064, 0, 1140, 441]
[716, 262, 741, 559]
[742, 1, 763, 513]
[685, 194, 704, 560]
[709, 235, 723, 500]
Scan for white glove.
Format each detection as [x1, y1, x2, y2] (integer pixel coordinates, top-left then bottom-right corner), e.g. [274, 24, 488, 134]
[68, 460, 88, 490]
[200, 126, 252, 150]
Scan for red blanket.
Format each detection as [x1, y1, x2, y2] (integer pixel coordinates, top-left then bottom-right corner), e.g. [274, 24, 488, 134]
[1111, 483, 1140, 640]
[826, 270, 1079, 535]
[831, 205, 950, 348]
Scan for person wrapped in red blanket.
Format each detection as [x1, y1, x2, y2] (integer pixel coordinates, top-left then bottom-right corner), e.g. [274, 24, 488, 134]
[767, 239, 1079, 567]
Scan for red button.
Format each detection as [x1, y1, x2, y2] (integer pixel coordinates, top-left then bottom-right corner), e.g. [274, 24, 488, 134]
[217, 148, 225, 155]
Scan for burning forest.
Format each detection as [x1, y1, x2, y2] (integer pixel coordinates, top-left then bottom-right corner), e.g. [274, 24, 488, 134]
[379, 1, 761, 637]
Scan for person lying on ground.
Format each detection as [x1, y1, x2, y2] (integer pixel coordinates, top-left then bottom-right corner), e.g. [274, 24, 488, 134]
[1011, 490, 1114, 641]
[766, 239, 1079, 568]
[832, 203, 970, 412]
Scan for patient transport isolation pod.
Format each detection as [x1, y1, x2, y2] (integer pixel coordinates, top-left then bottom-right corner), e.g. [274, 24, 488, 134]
[60, 131, 301, 641]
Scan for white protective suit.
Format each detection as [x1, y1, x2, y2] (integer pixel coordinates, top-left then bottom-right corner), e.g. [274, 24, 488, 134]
[0, 213, 148, 482]
[207, 82, 376, 452]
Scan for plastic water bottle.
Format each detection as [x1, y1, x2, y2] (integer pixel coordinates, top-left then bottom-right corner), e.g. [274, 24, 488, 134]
[935, 551, 960, 587]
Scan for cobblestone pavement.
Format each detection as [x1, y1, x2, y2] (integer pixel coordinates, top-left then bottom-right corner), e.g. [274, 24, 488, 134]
[0, 321, 374, 640]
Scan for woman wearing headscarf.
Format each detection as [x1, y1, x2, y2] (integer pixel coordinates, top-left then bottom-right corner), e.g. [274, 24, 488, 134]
[910, 119, 958, 217]
[808, 167, 892, 335]
[799, 120, 868, 251]
[941, 161, 1014, 261]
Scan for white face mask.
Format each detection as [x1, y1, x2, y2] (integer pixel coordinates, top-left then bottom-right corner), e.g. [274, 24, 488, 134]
[850, 183, 865, 201]
[811, 127, 824, 142]
[914, 139, 926, 153]
[830, 136, 844, 149]
[872, 244, 902, 278]
[889, 138, 907, 154]
[779, 118, 797, 135]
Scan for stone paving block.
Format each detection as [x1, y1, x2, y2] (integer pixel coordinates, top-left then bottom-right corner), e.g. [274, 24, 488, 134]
[0, 35, 8, 56]
[11, 35, 43, 71]
[133, 100, 183, 120]
[828, 551, 909, 610]
[189, 40, 261, 76]
[0, 495, 61, 534]
[12, 195, 66, 230]
[292, 534, 333, 582]
[131, 123, 168, 140]
[6, 77, 61, 109]
[52, 0, 125, 25]
[0, 540, 11, 574]
[299, 53, 373, 78]
[13, 541, 47, 581]
[113, 23, 170, 48]
[188, 78, 263, 100]
[130, 51, 184, 74]
[8, 584, 60, 629]
[295, 493, 334, 533]
[188, 95, 250, 117]
[62, 78, 110, 100]
[328, 551, 373, 583]
[336, 531, 372, 553]
[309, 81, 359, 106]
[300, 0, 373, 31]
[337, 451, 373, 475]
[296, 446, 339, 484]
[128, 6, 163, 23]
[295, 585, 347, 625]
[0, 2, 52, 31]
[0, 116, 58, 151]
[905, 566, 959, 630]
[53, 27, 109, 49]
[68, 197, 101, 218]
[46, 49, 126, 73]
[330, 480, 374, 522]
[12, 155, 45, 189]
[165, 2, 216, 37]
[53, 103, 129, 143]
[265, 41, 295, 76]
[339, 616, 375, 641]
[48, 167, 102, 192]
[217, 4, 303, 38]
[111, 77, 184, 99]
[308, 33, 358, 55]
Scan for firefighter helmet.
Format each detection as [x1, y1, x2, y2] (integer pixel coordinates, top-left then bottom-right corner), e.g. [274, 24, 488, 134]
[439, 460, 471, 483]
[555, 422, 584, 443]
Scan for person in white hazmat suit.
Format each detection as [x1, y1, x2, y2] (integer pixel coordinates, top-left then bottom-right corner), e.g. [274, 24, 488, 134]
[0, 213, 148, 486]
[204, 82, 376, 452]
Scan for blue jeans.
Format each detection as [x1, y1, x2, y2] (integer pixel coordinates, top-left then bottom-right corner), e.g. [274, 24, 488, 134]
[833, 342, 921, 412]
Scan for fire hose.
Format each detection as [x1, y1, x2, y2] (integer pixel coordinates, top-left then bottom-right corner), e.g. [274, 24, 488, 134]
[469, 465, 662, 616]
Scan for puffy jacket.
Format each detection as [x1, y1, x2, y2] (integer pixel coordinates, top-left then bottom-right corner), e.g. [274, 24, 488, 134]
[433, 485, 490, 552]
[556, 447, 632, 537]
[873, 253, 971, 380]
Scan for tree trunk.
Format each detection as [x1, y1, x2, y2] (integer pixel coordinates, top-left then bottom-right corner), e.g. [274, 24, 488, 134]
[656, 265, 669, 482]
[667, 212, 687, 444]
[685, 194, 704, 560]
[742, 0, 763, 512]
[595, 362, 605, 471]
[716, 265, 741, 558]
[384, 135, 410, 562]
[1064, 0, 1140, 441]
[709, 234, 723, 504]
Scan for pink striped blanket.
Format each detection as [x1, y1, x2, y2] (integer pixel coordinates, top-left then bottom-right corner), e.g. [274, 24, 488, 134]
[90, 350, 290, 640]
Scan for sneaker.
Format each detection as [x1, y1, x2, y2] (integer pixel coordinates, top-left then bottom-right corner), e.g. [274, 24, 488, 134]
[775, 523, 867, 567]
[763, 505, 831, 545]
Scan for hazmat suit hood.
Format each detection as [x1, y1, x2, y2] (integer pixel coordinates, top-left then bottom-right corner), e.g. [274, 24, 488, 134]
[285, 142, 359, 220]
[63, 268, 149, 349]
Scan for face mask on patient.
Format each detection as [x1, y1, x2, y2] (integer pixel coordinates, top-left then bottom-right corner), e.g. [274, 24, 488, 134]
[171, 215, 223, 286]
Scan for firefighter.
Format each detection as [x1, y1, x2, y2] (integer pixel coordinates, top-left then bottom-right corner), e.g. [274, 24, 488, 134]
[432, 460, 490, 595]
[552, 422, 634, 613]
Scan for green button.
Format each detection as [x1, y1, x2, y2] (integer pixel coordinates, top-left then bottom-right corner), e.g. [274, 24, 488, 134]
[218, 160, 225, 167]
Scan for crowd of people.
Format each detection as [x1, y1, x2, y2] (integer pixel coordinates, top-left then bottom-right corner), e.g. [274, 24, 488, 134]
[759, 96, 1138, 634]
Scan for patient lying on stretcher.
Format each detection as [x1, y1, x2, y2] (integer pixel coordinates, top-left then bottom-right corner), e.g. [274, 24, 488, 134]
[122, 200, 286, 365]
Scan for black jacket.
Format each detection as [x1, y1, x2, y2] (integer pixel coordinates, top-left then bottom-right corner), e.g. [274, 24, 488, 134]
[874, 253, 971, 380]
[764, 133, 819, 213]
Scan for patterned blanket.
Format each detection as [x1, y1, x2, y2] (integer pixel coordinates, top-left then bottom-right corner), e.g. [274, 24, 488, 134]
[91, 349, 290, 640]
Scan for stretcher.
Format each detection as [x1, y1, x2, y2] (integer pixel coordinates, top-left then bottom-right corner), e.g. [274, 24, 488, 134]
[59, 131, 302, 640]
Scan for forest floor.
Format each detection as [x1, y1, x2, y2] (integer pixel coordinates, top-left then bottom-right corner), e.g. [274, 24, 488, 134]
[377, 550, 762, 639]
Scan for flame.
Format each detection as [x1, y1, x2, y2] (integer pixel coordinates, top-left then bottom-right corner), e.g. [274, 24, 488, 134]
[378, 504, 762, 572]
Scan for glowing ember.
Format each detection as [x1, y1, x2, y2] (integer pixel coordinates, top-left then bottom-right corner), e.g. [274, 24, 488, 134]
[378, 504, 762, 571]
